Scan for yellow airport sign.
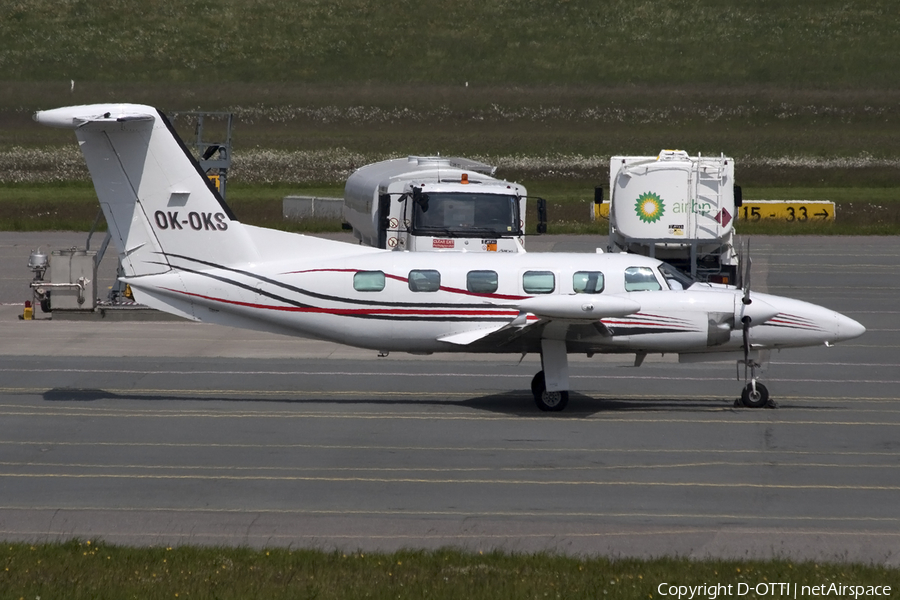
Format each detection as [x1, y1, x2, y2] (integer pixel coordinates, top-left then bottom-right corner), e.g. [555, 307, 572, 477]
[593, 200, 834, 223]
[739, 201, 834, 223]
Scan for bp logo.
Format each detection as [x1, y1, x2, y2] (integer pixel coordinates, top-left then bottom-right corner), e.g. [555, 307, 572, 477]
[635, 192, 665, 223]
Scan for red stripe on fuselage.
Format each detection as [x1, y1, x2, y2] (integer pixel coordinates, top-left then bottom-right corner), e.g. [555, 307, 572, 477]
[163, 287, 520, 318]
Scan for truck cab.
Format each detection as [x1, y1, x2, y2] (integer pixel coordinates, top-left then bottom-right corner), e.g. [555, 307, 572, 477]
[343, 156, 541, 253]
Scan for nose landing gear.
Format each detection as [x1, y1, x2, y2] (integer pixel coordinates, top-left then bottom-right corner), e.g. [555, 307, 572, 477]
[736, 355, 775, 408]
[740, 380, 770, 408]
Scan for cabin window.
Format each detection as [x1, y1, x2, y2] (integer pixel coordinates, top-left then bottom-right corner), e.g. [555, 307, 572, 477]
[624, 266, 662, 292]
[467, 270, 498, 294]
[408, 269, 441, 292]
[523, 271, 555, 294]
[353, 270, 385, 292]
[573, 271, 604, 294]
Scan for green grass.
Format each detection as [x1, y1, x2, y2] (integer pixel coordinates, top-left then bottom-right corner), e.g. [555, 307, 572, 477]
[3, 1, 900, 87]
[5, 86, 900, 169]
[3, 2, 900, 189]
[3, 541, 899, 600]
[2, 3, 899, 230]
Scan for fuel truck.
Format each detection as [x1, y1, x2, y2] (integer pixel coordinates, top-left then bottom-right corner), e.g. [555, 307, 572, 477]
[343, 156, 545, 253]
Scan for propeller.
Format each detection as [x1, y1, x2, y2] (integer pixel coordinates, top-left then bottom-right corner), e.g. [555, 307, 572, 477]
[735, 238, 774, 405]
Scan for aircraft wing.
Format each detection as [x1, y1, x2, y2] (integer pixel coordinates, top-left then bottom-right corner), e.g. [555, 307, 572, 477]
[438, 295, 640, 348]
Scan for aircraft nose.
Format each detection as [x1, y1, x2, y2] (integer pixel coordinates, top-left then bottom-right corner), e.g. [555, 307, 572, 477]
[835, 312, 866, 342]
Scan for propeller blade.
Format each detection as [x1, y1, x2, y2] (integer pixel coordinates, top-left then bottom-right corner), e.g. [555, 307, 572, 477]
[742, 315, 751, 380]
[742, 239, 752, 305]
[742, 316, 751, 359]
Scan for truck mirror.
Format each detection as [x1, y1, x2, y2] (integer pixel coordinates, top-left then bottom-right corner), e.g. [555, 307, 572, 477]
[537, 197, 547, 234]
[412, 187, 429, 212]
[594, 187, 604, 204]
[733, 185, 743, 207]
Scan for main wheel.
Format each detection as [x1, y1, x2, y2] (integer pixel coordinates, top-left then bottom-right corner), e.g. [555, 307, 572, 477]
[741, 382, 769, 408]
[530, 371, 544, 397]
[531, 371, 569, 412]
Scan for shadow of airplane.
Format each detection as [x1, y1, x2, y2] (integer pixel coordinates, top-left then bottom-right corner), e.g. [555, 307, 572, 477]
[42, 387, 766, 417]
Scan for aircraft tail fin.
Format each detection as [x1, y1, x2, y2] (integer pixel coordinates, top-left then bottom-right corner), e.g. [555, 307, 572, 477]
[34, 103, 258, 277]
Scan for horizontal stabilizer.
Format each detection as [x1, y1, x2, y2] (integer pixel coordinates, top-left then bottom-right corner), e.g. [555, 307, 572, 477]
[33, 105, 154, 129]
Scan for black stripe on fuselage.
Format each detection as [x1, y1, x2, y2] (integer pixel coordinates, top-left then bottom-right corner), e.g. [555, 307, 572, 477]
[160, 261, 316, 309]
[162, 252, 518, 310]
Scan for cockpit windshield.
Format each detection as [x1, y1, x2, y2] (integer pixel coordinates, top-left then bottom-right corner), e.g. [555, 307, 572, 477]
[412, 192, 520, 237]
[658, 262, 697, 290]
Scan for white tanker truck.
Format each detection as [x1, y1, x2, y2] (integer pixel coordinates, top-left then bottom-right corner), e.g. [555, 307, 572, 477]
[342, 156, 545, 252]
[599, 150, 742, 284]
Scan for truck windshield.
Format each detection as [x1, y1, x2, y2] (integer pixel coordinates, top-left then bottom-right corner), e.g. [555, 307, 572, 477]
[658, 262, 697, 290]
[412, 192, 520, 237]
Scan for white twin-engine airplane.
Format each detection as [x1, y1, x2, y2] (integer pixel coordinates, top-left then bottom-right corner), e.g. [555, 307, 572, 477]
[34, 103, 865, 411]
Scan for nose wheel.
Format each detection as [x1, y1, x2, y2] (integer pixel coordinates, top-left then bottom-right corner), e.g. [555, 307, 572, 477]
[740, 381, 769, 408]
[531, 371, 569, 412]
[736, 355, 775, 408]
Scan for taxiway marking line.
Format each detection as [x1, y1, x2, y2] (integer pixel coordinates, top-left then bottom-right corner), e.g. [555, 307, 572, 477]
[3, 440, 899, 456]
[4, 529, 900, 541]
[3, 394, 900, 404]
[4, 504, 900, 524]
[1, 369, 898, 384]
[0, 406, 898, 425]
[3, 460, 898, 472]
[1, 471, 898, 490]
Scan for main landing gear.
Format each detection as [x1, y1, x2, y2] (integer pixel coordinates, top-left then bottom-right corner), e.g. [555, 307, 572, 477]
[532, 339, 570, 412]
[531, 371, 569, 411]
